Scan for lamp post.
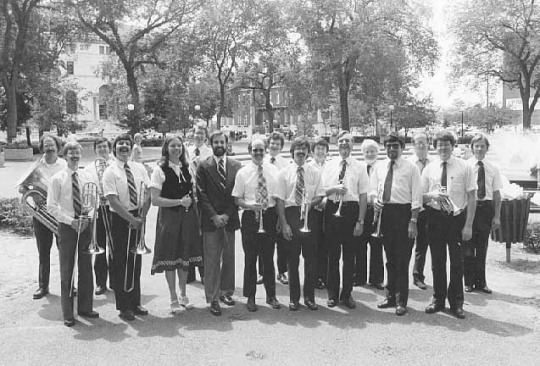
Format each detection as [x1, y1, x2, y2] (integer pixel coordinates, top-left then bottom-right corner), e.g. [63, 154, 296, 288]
[389, 104, 394, 132]
[461, 111, 464, 138]
[127, 103, 135, 131]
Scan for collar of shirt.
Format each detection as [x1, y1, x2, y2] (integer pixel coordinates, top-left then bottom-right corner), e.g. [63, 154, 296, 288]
[214, 155, 227, 167]
[386, 156, 404, 168]
[411, 154, 431, 164]
[114, 157, 130, 168]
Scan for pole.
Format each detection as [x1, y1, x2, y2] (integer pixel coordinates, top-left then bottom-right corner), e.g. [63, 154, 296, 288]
[461, 111, 464, 137]
[390, 111, 393, 131]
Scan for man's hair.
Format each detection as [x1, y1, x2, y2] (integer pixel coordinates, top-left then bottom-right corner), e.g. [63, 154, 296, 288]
[413, 131, 429, 143]
[209, 130, 228, 145]
[470, 133, 490, 150]
[289, 136, 311, 157]
[94, 137, 112, 151]
[383, 132, 405, 149]
[247, 138, 267, 154]
[361, 139, 379, 152]
[39, 134, 62, 153]
[267, 132, 285, 148]
[62, 141, 82, 157]
[311, 138, 329, 152]
[336, 130, 351, 140]
[433, 130, 456, 148]
[193, 122, 208, 138]
[112, 133, 134, 157]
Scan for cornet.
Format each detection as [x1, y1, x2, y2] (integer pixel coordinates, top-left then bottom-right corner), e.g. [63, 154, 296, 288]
[300, 188, 311, 233]
[434, 184, 461, 216]
[333, 177, 347, 217]
[372, 190, 384, 238]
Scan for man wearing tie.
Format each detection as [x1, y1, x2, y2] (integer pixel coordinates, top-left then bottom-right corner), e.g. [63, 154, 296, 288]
[408, 132, 433, 290]
[197, 131, 242, 316]
[322, 131, 368, 309]
[421, 130, 476, 319]
[371, 133, 421, 316]
[464, 133, 501, 294]
[232, 139, 281, 312]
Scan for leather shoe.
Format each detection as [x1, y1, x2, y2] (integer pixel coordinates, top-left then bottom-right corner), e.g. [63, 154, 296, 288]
[370, 282, 385, 290]
[304, 299, 318, 310]
[451, 307, 466, 319]
[277, 272, 289, 285]
[220, 294, 235, 306]
[78, 310, 99, 318]
[479, 286, 492, 294]
[246, 297, 257, 312]
[342, 296, 356, 309]
[33, 287, 49, 300]
[134, 306, 148, 316]
[256, 275, 263, 285]
[327, 298, 338, 308]
[395, 305, 407, 316]
[210, 301, 222, 316]
[64, 318, 75, 327]
[266, 298, 281, 309]
[95, 285, 107, 295]
[289, 301, 300, 311]
[119, 310, 135, 321]
[425, 302, 445, 314]
[413, 279, 428, 290]
[465, 285, 474, 293]
[316, 279, 326, 289]
[377, 298, 397, 309]
[353, 277, 365, 287]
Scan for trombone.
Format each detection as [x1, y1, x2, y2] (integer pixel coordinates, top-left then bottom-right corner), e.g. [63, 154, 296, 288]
[124, 181, 152, 293]
[372, 189, 384, 238]
[300, 188, 311, 233]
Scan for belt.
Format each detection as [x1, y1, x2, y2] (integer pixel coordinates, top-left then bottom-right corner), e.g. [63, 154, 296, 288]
[476, 200, 492, 206]
[329, 200, 358, 206]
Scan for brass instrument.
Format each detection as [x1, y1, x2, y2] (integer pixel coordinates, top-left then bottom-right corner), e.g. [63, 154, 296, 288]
[435, 184, 461, 215]
[18, 156, 59, 235]
[333, 176, 347, 217]
[300, 188, 311, 233]
[257, 208, 266, 233]
[124, 181, 151, 293]
[95, 158, 114, 258]
[372, 190, 384, 238]
[82, 182, 105, 255]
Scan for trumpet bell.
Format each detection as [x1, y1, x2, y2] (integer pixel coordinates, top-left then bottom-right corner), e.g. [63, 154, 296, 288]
[300, 227, 311, 233]
[84, 245, 105, 255]
[132, 245, 152, 255]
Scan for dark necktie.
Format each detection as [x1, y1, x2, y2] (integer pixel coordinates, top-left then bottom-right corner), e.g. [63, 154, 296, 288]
[124, 163, 138, 208]
[257, 165, 268, 207]
[339, 160, 347, 182]
[441, 161, 448, 188]
[419, 159, 427, 173]
[477, 161, 486, 199]
[270, 157, 276, 165]
[382, 161, 394, 204]
[195, 147, 200, 157]
[295, 166, 304, 206]
[367, 164, 372, 176]
[72, 172, 82, 217]
[218, 158, 226, 189]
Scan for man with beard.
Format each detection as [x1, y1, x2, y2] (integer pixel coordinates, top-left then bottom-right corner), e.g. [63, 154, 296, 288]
[84, 137, 115, 295]
[102, 134, 151, 321]
[18, 134, 67, 300]
[275, 137, 325, 311]
[372, 133, 422, 316]
[232, 139, 281, 312]
[322, 131, 368, 309]
[196, 131, 242, 316]
[264, 132, 291, 286]
[408, 132, 434, 290]
[47, 141, 98, 327]
[422, 130, 476, 319]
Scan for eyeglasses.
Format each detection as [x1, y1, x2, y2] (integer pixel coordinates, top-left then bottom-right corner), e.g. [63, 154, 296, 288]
[252, 148, 265, 153]
[385, 143, 401, 149]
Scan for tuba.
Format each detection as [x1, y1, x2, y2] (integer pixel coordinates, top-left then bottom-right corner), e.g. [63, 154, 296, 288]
[17, 157, 58, 235]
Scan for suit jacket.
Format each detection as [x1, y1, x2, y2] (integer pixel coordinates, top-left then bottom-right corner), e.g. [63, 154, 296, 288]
[196, 156, 242, 232]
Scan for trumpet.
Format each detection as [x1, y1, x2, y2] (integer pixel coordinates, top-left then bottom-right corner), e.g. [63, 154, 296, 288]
[300, 188, 311, 233]
[333, 177, 346, 217]
[82, 183, 105, 255]
[372, 190, 384, 238]
[124, 181, 152, 293]
[434, 184, 461, 215]
[256, 195, 267, 234]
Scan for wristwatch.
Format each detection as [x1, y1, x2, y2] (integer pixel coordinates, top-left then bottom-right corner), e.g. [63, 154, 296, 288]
[410, 218, 418, 223]
[357, 220, 364, 225]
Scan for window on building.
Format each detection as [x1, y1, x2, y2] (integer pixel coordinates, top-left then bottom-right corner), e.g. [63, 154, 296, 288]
[66, 61, 74, 75]
[99, 104, 107, 120]
[66, 91, 77, 114]
[99, 45, 110, 55]
[276, 92, 280, 105]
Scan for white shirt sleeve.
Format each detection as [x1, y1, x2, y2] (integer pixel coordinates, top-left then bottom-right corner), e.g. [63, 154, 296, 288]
[150, 166, 165, 190]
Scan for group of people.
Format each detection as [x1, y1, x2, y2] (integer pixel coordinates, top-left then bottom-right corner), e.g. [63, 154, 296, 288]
[20, 125, 502, 327]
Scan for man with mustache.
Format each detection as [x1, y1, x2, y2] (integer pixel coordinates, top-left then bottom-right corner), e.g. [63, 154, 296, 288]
[232, 139, 281, 312]
[196, 131, 242, 316]
[47, 141, 98, 327]
[275, 137, 325, 311]
[102, 134, 151, 321]
[18, 134, 67, 300]
[322, 131, 368, 309]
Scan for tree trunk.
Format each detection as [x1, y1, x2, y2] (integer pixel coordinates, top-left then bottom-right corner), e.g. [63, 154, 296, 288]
[25, 126, 31, 146]
[523, 109, 532, 130]
[125, 66, 141, 134]
[265, 92, 274, 133]
[217, 82, 225, 130]
[339, 87, 350, 132]
[3, 77, 18, 143]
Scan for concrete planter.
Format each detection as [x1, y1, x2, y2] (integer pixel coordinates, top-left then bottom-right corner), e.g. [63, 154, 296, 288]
[4, 148, 33, 161]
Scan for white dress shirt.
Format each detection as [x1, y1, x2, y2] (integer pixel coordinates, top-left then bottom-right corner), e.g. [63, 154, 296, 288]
[187, 144, 213, 166]
[102, 158, 151, 212]
[408, 154, 433, 175]
[274, 162, 325, 207]
[265, 154, 290, 171]
[370, 156, 422, 210]
[322, 156, 369, 202]
[232, 162, 279, 208]
[421, 156, 477, 211]
[307, 157, 332, 173]
[467, 157, 503, 201]
[47, 166, 93, 225]
[150, 162, 190, 190]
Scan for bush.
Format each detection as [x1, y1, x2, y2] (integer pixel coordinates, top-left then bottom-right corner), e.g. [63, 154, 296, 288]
[458, 135, 473, 145]
[4, 141, 31, 149]
[0, 198, 34, 236]
[523, 222, 540, 253]
[141, 137, 164, 147]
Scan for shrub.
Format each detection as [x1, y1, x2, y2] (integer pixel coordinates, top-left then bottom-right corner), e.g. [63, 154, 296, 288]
[141, 137, 164, 147]
[0, 198, 34, 236]
[4, 141, 31, 149]
[523, 222, 540, 253]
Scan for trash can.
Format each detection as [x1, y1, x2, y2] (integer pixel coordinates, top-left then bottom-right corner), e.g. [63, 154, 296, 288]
[490, 196, 532, 262]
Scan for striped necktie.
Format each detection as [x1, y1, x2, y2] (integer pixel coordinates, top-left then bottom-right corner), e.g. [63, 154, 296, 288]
[295, 166, 304, 206]
[339, 159, 347, 182]
[257, 165, 268, 207]
[218, 158, 226, 189]
[124, 163, 138, 208]
[72, 172, 82, 217]
[477, 161, 486, 199]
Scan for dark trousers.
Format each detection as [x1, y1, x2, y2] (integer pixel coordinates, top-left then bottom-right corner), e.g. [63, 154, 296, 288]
[412, 209, 429, 282]
[284, 206, 319, 303]
[58, 223, 93, 320]
[33, 218, 58, 290]
[464, 201, 494, 288]
[380, 204, 412, 306]
[111, 211, 142, 312]
[241, 208, 277, 299]
[355, 206, 384, 285]
[315, 208, 328, 282]
[276, 232, 288, 274]
[94, 205, 113, 288]
[325, 201, 359, 301]
[428, 208, 466, 309]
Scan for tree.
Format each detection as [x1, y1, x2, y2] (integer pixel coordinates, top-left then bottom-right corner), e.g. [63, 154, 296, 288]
[449, 0, 540, 130]
[392, 97, 437, 137]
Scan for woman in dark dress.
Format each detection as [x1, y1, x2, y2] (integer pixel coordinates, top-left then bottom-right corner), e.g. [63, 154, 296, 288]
[150, 135, 202, 314]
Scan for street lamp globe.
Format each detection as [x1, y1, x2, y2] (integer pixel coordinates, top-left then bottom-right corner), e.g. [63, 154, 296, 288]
[194, 104, 201, 111]
[389, 104, 395, 131]
[127, 103, 134, 111]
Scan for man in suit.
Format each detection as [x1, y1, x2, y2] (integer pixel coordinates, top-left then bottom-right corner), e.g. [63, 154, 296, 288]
[197, 130, 242, 316]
